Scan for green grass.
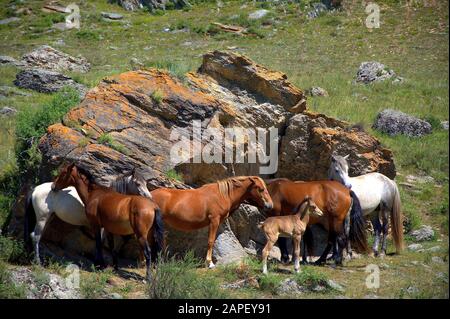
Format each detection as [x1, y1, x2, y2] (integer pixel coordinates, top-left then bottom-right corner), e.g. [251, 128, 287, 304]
[0, 261, 26, 298]
[148, 251, 229, 299]
[80, 267, 114, 299]
[97, 133, 130, 155]
[150, 89, 164, 104]
[165, 169, 184, 182]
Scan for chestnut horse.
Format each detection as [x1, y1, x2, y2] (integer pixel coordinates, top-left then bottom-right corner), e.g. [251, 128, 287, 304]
[266, 178, 368, 265]
[151, 176, 273, 268]
[52, 164, 164, 280]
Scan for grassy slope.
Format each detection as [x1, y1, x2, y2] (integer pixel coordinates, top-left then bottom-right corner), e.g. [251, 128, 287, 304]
[0, 0, 448, 298]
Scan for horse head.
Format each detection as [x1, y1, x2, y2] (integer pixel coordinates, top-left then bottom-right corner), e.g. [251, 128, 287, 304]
[245, 176, 273, 211]
[329, 154, 352, 189]
[52, 163, 90, 191]
[130, 167, 152, 199]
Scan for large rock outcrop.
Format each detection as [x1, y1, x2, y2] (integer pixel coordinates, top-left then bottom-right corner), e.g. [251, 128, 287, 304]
[9, 51, 396, 265]
[277, 111, 396, 180]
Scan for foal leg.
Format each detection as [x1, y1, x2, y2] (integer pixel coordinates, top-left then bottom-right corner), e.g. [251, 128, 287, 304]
[261, 239, 275, 274]
[370, 212, 382, 257]
[293, 236, 301, 273]
[205, 217, 220, 269]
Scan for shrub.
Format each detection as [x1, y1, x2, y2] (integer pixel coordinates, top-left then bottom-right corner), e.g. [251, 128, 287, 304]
[0, 261, 26, 298]
[80, 268, 112, 299]
[151, 89, 164, 104]
[258, 273, 281, 294]
[165, 169, 183, 182]
[76, 30, 101, 41]
[15, 87, 80, 174]
[145, 60, 190, 81]
[294, 267, 332, 292]
[97, 133, 129, 155]
[149, 251, 228, 299]
[0, 236, 27, 264]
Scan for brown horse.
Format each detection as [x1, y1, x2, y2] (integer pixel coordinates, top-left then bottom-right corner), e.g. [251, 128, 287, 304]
[151, 176, 273, 268]
[259, 196, 323, 274]
[266, 178, 368, 265]
[52, 164, 164, 281]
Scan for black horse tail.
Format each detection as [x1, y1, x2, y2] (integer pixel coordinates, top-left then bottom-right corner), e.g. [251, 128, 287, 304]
[24, 191, 36, 253]
[349, 190, 368, 253]
[152, 207, 165, 259]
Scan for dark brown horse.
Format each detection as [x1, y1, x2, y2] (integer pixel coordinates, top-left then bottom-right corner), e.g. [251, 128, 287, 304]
[266, 178, 368, 265]
[52, 164, 164, 280]
[151, 176, 273, 268]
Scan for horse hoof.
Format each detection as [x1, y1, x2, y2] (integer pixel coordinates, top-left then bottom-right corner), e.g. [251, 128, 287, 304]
[314, 260, 325, 266]
[207, 262, 216, 269]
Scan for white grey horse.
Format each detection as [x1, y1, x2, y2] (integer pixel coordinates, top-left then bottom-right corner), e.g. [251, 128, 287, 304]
[328, 154, 404, 256]
[24, 168, 152, 264]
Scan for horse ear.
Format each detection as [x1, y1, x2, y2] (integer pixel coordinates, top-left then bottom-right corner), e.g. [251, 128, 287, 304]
[343, 154, 350, 160]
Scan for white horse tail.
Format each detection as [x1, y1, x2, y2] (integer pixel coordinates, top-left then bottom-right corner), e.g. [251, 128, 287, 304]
[391, 182, 404, 254]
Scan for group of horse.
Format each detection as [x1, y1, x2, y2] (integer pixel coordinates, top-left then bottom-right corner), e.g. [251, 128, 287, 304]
[24, 154, 404, 280]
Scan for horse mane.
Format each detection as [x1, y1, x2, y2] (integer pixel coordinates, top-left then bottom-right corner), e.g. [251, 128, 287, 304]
[217, 176, 263, 198]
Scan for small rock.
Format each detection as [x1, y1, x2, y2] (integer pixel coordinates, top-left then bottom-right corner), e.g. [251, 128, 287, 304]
[373, 109, 432, 137]
[313, 285, 326, 292]
[0, 106, 17, 116]
[363, 294, 379, 299]
[52, 22, 70, 31]
[426, 246, 441, 253]
[0, 85, 30, 97]
[327, 279, 345, 292]
[355, 61, 397, 84]
[277, 278, 303, 295]
[16, 7, 33, 15]
[14, 68, 86, 98]
[410, 225, 435, 242]
[406, 175, 435, 184]
[163, 27, 171, 32]
[307, 3, 328, 19]
[20, 45, 90, 73]
[436, 272, 448, 283]
[406, 286, 419, 295]
[380, 263, 390, 269]
[308, 86, 329, 97]
[431, 256, 444, 264]
[408, 243, 423, 251]
[0, 17, 20, 25]
[411, 261, 419, 265]
[0, 55, 24, 67]
[248, 9, 270, 20]
[109, 292, 123, 299]
[101, 12, 123, 20]
[441, 121, 449, 130]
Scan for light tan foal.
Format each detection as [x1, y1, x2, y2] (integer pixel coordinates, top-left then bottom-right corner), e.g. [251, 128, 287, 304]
[259, 196, 324, 274]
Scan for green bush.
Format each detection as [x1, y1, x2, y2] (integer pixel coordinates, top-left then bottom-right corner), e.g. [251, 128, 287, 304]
[97, 133, 129, 155]
[0, 236, 27, 264]
[151, 89, 164, 104]
[258, 273, 281, 294]
[80, 268, 112, 299]
[165, 169, 183, 182]
[15, 87, 80, 173]
[0, 261, 26, 298]
[294, 267, 332, 292]
[149, 251, 228, 299]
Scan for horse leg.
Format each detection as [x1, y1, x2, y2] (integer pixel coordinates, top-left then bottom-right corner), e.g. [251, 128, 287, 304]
[93, 226, 106, 268]
[315, 232, 335, 265]
[205, 217, 220, 269]
[344, 210, 352, 260]
[293, 236, 301, 273]
[138, 236, 152, 282]
[370, 212, 382, 257]
[106, 232, 118, 270]
[380, 203, 389, 256]
[261, 239, 275, 274]
[277, 237, 290, 264]
[31, 219, 47, 265]
[301, 227, 313, 264]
